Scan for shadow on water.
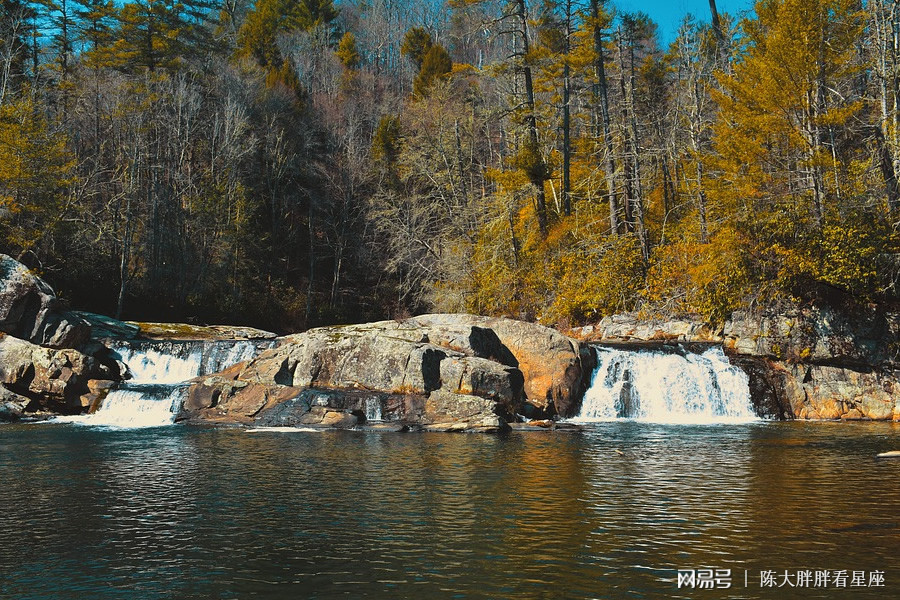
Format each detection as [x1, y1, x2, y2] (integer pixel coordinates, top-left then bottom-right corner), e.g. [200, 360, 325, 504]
[1, 421, 899, 599]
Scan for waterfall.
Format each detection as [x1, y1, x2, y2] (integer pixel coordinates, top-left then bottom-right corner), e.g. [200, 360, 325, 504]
[109, 340, 269, 384]
[365, 397, 383, 422]
[57, 339, 274, 429]
[56, 385, 187, 429]
[574, 345, 757, 424]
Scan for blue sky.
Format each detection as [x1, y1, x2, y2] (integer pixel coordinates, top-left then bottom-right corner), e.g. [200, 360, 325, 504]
[613, 0, 757, 45]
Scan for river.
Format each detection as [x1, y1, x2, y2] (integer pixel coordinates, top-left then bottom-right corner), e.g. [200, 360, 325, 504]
[1, 421, 898, 599]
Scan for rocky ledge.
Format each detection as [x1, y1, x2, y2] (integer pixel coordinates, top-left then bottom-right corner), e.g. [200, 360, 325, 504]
[0, 333, 118, 419]
[73, 311, 277, 342]
[180, 314, 592, 432]
[1, 254, 90, 349]
[1, 254, 123, 420]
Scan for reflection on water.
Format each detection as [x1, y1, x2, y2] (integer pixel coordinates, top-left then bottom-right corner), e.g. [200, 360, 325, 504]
[1, 422, 899, 599]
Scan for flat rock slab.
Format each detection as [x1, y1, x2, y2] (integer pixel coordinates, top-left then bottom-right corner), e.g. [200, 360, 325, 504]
[510, 421, 585, 432]
[128, 322, 277, 341]
[74, 312, 142, 340]
[876, 450, 900, 458]
[246, 426, 325, 433]
[357, 423, 410, 432]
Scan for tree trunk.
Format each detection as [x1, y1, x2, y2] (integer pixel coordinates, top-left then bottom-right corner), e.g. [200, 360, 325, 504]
[690, 80, 710, 243]
[115, 196, 134, 320]
[591, 0, 619, 234]
[514, 0, 547, 235]
[890, 1, 900, 190]
[562, 2, 572, 217]
[661, 157, 672, 217]
[708, 0, 728, 66]
[874, 124, 900, 212]
[617, 31, 634, 232]
[619, 26, 648, 259]
[809, 30, 828, 227]
[306, 202, 315, 326]
[562, 67, 571, 217]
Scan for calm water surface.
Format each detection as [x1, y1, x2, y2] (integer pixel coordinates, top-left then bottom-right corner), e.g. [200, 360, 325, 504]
[1, 422, 899, 599]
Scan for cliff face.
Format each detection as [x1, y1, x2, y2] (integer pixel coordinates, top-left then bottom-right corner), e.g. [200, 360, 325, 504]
[723, 308, 899, 420]
[572, 306, 900, 421]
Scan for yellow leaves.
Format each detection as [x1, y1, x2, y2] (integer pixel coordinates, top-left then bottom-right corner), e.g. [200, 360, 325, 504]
[414, 45, 453, 97]
[716, 0, 862, 166]
[815, 224, 887, 296]
[644, 227, 750, 324]
[568, 29, 598, 73]
[748, 214, 900, 302]
[451, 63, 479, 76]
[817, 101, 862, 127]
[336, 32, 361, 69]
[767, 241, 814, 289]
[544, 233, 645, 325]
[510, 137, 550, 184]
[372, 115, 402, 165]
[0, 98, 76, 254]
[485, 167, 530, 192]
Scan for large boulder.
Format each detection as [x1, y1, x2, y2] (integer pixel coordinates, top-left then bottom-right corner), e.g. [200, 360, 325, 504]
[179, 373, 305, 425]
[237, 318, 526, 418]
[410, 314, 589, 417]
[0, 254, 90, 349]
[236, 315, 588, 418]
[183, 313, 589, 430]
[0, 332, 115, 413]
[421, 389, 509, 432]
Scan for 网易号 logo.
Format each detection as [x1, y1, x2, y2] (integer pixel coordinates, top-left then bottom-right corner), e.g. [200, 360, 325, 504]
[677, 569, 732, 589]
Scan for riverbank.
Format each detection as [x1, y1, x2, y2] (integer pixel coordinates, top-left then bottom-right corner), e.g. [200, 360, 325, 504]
[3, 253, 898, 428]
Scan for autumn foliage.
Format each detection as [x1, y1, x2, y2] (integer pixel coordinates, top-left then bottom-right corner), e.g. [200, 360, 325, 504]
[1, 0, 898, 331]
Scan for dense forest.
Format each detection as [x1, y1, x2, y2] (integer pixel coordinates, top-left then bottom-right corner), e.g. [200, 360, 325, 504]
[1, 0, 898, 332]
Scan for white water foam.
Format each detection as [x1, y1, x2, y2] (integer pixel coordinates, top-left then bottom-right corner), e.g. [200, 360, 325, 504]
[55, 386, 187, 429]
[111, 344, 203, 384]
[365, 397, 383, 422]
[573, 346, 757, 424]
[110, 340, 265, 384]
[60, 339, 271, 429]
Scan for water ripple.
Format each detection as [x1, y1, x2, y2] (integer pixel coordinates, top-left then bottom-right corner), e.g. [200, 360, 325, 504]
[1, 422, 899, 598]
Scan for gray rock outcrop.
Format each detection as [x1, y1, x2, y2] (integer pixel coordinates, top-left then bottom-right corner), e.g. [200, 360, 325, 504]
[723, 307, 899, 421]
[0, 254, 90, 349]
[0, 384, 29, 421]
[0, 332, 116, 414]
[182, 314, 591, 430]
